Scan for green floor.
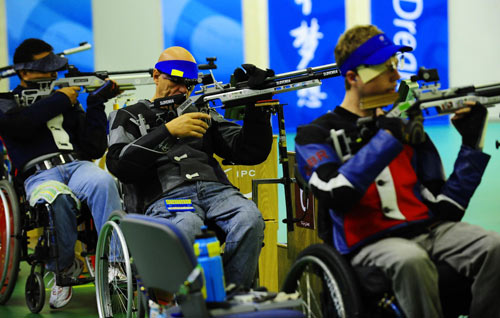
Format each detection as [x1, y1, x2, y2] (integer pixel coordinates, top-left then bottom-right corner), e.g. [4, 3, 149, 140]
[0, 260, 99, 317]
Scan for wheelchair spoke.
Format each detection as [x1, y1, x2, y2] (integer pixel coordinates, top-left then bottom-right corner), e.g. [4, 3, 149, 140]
[282, 245, 360, 318]
[96, 218, 138, 318]
[297, 267, 323, 318]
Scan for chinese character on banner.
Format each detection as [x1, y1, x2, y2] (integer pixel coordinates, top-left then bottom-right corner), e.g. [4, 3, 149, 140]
[294, 0, 312, 16]
[297, 86, 327, 109]
[290, 18, 323, 70]
[269, 1, 345, 130]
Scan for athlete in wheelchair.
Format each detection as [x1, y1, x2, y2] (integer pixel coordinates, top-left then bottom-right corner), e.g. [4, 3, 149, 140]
[0, 38, 122, 312]
[106, 46, 275, 292]
[290, 25, 500, 317]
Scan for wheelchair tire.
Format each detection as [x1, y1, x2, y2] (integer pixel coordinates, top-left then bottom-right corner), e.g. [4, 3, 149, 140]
[95, 214, 141, 318]
[0, 180, 21, 305]
[282, 244, 363, 318]
[25, 272, 45, 313]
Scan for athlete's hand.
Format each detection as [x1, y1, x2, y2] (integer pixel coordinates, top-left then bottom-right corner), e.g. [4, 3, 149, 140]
[57, 86, 81, 105]
[451, 101, 488, 149]
[165, 112, 211, 138]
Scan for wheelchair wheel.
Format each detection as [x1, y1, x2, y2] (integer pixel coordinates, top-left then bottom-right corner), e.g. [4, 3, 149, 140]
[0, 180, 21, 305]
[282, 244, 363, 318]
[96, 212, 141, 318]
[25, 272, 45, 313]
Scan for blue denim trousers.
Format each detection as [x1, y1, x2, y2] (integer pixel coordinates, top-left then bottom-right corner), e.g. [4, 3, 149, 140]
[24, 161, 122, 271]
[146, 181, 265, 289]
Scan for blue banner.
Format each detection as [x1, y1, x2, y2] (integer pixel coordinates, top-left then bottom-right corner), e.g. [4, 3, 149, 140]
[162, 0, 243, 87]
[269, 0, 346, 132]
[5, 0, 94, 89]
[372, 0, 449, 124]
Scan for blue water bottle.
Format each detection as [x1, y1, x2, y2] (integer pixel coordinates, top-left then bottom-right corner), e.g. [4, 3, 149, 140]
[194, 226, 226, 302]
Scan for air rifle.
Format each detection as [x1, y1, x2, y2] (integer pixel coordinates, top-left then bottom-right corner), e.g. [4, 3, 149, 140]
[153, 58, 341, 120]
[330, 67, 500, 162]
[13, 65, 154, 107]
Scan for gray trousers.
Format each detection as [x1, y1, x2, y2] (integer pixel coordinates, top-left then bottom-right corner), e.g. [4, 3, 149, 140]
[351, 221, 500, 318]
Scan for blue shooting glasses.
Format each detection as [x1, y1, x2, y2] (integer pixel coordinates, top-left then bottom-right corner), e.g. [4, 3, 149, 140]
[154, 59, 198, 80]
[339, 33, 412, 76]
[13, 52, 68, 73]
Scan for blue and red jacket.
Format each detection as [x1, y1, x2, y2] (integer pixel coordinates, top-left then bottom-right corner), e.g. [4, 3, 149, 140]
[295, 106, 490, 254]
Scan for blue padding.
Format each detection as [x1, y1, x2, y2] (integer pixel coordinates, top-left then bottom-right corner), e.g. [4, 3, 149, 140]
[295, 143, 340, 182]
[124, 214, 197, 264]
[155, 60, 198, 79]
[339, 33, 412, 75]
[441, 145, 490, 208]
[338, 130, 402, 192]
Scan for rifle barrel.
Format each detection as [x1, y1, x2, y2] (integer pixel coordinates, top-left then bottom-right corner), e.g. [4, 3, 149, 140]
[272, 63, 339, 80]
[57, 42, 92, 56]
[475, 83, 500, 97]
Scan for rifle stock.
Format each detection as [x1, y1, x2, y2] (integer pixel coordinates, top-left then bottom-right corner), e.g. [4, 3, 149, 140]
[331, 69, 500, 161]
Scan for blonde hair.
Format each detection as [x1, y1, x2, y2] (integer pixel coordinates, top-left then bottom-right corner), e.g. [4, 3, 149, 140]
[334, 25, 383, 89]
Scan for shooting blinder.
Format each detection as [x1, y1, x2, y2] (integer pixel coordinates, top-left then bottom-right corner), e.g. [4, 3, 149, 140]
[14, 52, 68, 73]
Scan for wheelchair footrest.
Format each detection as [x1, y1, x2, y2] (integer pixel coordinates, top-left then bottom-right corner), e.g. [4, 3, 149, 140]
[209, 291, 302, 316]
[56, 275, 94, 287]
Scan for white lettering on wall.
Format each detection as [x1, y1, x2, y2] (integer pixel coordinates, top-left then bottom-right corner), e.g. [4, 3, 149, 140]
[392, 0, 423, 77]
[393, 0, 423, 20]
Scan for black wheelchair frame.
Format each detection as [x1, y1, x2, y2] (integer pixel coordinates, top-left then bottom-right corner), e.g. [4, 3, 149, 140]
[0, 152, 97, 313]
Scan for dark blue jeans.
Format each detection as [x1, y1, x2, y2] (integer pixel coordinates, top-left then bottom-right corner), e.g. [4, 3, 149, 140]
[146, 181, 265, 289]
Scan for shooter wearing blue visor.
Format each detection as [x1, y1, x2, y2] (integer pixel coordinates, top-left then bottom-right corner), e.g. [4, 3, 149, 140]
[339, 33, 412, 83]
[154, 59, 199, 91]
[154, 59, 198, 80]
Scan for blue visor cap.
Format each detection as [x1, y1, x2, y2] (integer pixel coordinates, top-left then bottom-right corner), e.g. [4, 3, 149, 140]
[13, 52, 68, 72]
[155, 60, 198, 80]
[339, 33, 412, 76]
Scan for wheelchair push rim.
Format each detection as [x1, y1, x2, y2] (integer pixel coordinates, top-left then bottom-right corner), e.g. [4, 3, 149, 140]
[96, 214, 139, 318]
[0, 179, 21, 305]
[282, 244, 363, 318]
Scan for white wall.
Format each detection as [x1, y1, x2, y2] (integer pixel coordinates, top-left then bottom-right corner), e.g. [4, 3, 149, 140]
[448, 0, 500, 119]
[91, 0, 164, 107]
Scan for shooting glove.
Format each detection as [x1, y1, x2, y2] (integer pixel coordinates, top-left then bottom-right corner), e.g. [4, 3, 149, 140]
[376, 116, 405, 143]
[451, 102, 488, 150]
[87, 80, 121, 105]
[232, 64, 275, 89]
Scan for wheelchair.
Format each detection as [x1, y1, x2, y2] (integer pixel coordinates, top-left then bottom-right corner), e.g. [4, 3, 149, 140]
[280, 206, 472, 318]
[0, 147, 134, 314]
[94, 181, 163, 318]
[281, 242, 472, 318]
[95, 209, 144, 318]
[118, 213, 305, 318]
[93, 181, 237, 318]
